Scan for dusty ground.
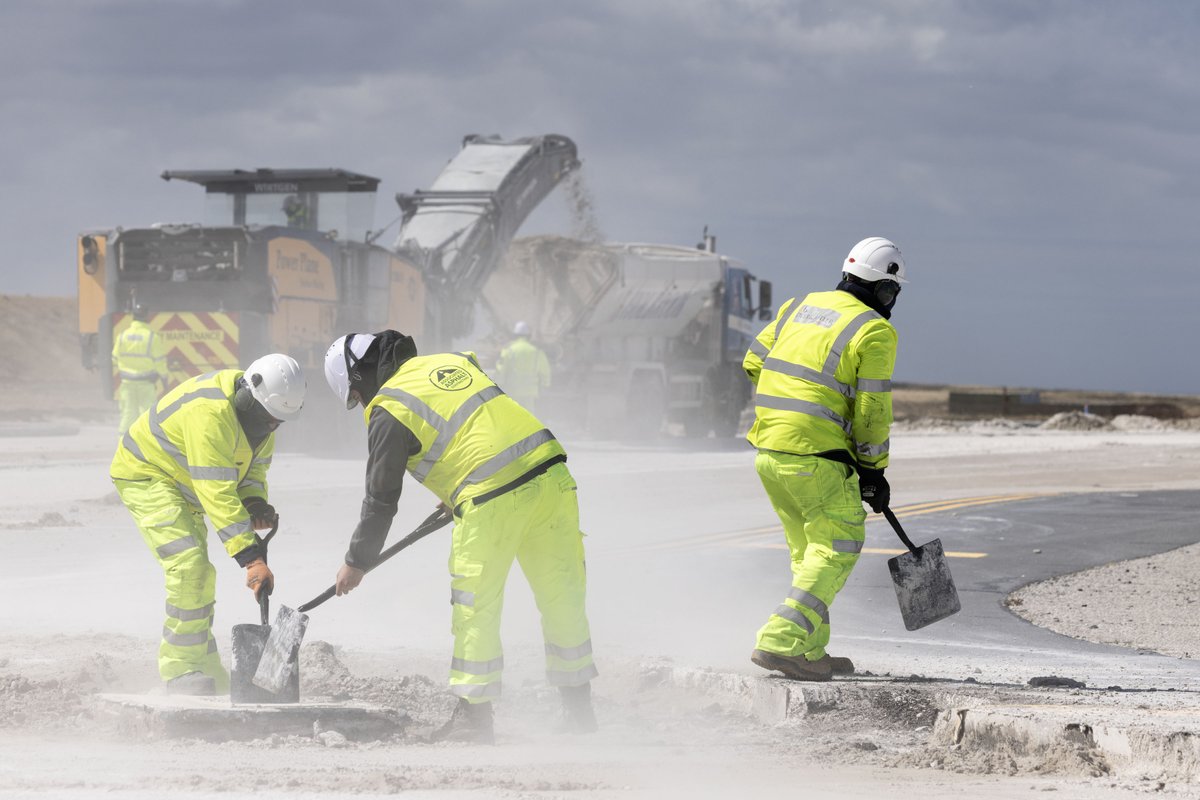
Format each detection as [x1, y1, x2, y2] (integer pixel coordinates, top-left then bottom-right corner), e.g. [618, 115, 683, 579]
[3, 294, 1200, 797]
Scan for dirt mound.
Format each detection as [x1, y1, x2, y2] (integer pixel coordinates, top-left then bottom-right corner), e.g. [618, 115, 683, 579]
[1039, 411, 1113, 431]
[0, 294, 108, 421]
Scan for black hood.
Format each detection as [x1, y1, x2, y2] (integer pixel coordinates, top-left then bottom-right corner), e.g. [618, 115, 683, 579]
[352, 330, 418, 406]
[836, 278, 894, 319]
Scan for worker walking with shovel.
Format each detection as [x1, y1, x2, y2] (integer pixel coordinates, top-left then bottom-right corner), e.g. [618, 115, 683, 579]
[323, 331, 597, 744]
[110, 354, 307, 695]
[744, 237, 906, 681]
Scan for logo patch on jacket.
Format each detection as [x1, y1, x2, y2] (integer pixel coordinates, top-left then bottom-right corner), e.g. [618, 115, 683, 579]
[430, 366, 473, 391]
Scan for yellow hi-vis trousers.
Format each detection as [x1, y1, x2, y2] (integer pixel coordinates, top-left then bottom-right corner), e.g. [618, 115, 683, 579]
[448, 462, 596, 702]
[117, 380, 158, 436]
[114, 476, 229, 690]
[754, 451, 866, 661]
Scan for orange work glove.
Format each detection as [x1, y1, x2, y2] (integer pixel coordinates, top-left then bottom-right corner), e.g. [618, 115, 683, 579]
[245, 558, 274, 599]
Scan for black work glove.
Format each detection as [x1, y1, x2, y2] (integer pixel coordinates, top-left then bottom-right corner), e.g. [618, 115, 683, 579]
[858, 467, 890, 514]
[243, 497, 277, 530]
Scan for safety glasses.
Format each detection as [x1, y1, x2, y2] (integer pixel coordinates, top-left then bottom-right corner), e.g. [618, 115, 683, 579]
[875, 280, 901, 306]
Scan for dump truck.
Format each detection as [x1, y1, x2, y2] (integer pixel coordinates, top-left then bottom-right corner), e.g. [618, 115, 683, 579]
[480, 230, 773, 437]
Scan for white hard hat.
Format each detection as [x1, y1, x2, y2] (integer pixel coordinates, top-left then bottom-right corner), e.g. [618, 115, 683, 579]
[244, 353, 306, 421]
[513, 320, 531, 337]
[842, 237, 908, 284]
[324, 333, 376, 409]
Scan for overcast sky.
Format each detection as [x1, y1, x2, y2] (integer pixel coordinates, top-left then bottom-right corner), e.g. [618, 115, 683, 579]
[3, 1, 1197, 394]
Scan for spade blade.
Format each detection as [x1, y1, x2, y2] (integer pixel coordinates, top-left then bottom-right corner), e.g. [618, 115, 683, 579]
[887, 538, 962, 631]
[251, 604, 309, 694]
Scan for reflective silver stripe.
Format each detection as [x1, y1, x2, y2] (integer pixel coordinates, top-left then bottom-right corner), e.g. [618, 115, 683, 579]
[787, 589, 829, 623]
[149, 387, 228, 471]
[822, 309, 880, 375]
[252, 456, 272, 467]
[119, 370, 159, 381]
[165, 601, 214, 622]
[413, 386, 504, 482]
[449, 682, 502, 699]
[189, 465, 239, 481]
[748, 339, 769, 360]
[773, 299, 795, 341]
[773, 604, 815, 633]
[239, 479, 265, 493]
[545, 639, 593, 661]
[546, 663, 600, 686]
[162, 627, 208, 647]
[856, 439, 889, 457]
[833, 539, 864, 554]
[176, 481, 201, 507]
[451, 429, 558, 504]
[216, 518, 253, 543]
[122, 432, 148, 464]
[857, 378, 892, 393]
[451, 588, 475, 606]
[155, 536, 199, 558]
[450, 656, 504, 675]
[754, 392, 852, 435]
[762, 356, 853, 398]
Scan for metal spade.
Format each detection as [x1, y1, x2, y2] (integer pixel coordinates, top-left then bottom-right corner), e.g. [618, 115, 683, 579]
[883, 507, 962, 631]
[251, 506, 453, 694]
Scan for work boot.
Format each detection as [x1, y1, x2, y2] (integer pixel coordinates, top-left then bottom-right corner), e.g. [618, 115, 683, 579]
[435, 698, 495, 745]
[165, 671, 217, 696]
[750, 649, 832, 682]
[557, 682, 598, 734]
[812, 654, 856, 675]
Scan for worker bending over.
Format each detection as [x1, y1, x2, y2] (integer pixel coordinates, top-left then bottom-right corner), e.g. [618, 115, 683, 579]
[113, 303, 169, 435]
[744, 237, 906, 681]
[324, 331, 596, 744]
[111, 355, 306, 695]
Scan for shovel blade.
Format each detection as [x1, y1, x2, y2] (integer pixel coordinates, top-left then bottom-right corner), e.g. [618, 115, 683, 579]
[252, 604, 309, 695]
[887, 538, 961, 631]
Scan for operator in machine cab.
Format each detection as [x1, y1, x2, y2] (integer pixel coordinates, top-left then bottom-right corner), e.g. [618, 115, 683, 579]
[110, 354, 307, 696]
[112, 302, 169, 435]
[323, 331, 597, 744]
[495, 320, 551, 414]
[743, 237, 905, 682]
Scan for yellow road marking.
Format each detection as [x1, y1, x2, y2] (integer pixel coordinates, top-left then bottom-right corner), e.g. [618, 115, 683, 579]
[603, 493, 1048, 557]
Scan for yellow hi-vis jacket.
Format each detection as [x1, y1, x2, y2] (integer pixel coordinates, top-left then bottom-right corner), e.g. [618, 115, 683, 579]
[365, 352, 566, 508]
[496, 337, 551, 400]
[112, 319, 168, 383]
[110, 370, 272, 558]
[743, 290, 897, 470]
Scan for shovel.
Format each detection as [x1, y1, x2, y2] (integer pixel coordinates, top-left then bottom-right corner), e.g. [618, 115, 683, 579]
[883, 507, 962, 631]
[251, 506, 454, 694]
[229, 519, 299, 704]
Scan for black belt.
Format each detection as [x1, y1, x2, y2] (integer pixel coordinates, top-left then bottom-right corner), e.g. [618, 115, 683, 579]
[454, 454, 567, 517]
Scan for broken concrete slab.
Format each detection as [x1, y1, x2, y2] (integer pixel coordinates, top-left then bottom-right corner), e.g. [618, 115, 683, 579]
[91, 693, 406, 742]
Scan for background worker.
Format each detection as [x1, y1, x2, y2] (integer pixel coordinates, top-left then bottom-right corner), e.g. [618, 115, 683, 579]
[323, 331, 596, 744]
[110, 354, 306, 695]
[743, 237, 905, 682]
[113, 302, 169, 435]
[495, 320, 551, 413]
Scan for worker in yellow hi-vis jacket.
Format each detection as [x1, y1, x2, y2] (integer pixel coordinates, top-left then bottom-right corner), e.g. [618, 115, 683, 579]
[495, 321, 551, 413]
[110, 354, 306, 695]
[743, 237, 906, 682]
[324, 330, 596, 744]
[112, 303, 168, 435]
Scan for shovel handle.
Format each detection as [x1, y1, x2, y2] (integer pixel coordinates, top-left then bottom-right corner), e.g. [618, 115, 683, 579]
[258, 587, 270, 625]
[882, 507, 921, 557]
[296, 506, 453, 614]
